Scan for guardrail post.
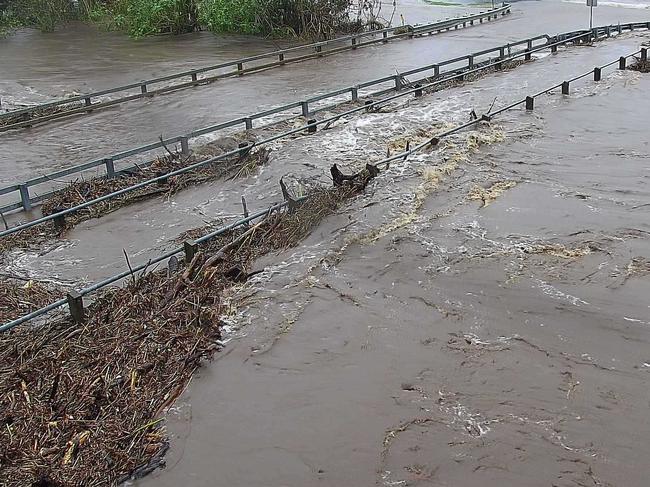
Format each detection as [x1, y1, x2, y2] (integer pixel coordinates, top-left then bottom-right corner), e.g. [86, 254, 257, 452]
[606, 26, 611, 37]
[307, 119, 317, 133]
[525, 96, 534, 111]
[67, 290, 85, 323]
[499, 47, 505, 59]
[619, 56, 626, 70]
[191, 73, 198, 85]
[84, 97, 92, 107]
[593, 67, 602, 81]
[618, 23, 622, 34]
[351, 37, 357, 49]
[238, 142, 250, 157]
[244, 117, 253, 130]
[394, 75, 403, 91]
[351, 86, 359, 101]
[315, 45, 323, 56]
[468, 55, 474, 68]
[433, 65, 440, 77]
[642, 48, 648, 62]
[525, 49, 532, 61]
[382, 31, 388, 43]
[52, 209, 66, 230]
[414, 85, 423, 97]
[470, 19, 474, 25]
[184, 240, 198, 262]
[19, 184, 31, 211]
[241, 196, 249, 220]
[463, 21, 466, 27]
[279, 53, 285, 64]
[237, 62, 244, 75]
[140, 84, 147, 94]
[301, 101, 310, 117]
[104, 158, 115, 179]
[550, 43, 558, 53]
[562, 81, 570, 95]
[180, 136, 190, 156]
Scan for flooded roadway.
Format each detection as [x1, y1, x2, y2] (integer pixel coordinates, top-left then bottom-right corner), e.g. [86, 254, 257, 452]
[1, 1, 650, 485]
[132, 42, 650, 486]
[1, 0, 649, 182]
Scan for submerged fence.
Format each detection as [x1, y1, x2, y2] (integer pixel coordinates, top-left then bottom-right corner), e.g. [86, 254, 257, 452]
[0, 30, 550, 215]
[6, 19, 644, 216]
[0, 4, 511, 133]
[0, 23, 644, 228]
[1, 45, 646, 333]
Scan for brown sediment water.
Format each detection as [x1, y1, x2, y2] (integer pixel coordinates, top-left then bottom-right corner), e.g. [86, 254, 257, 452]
[1, 1, 650, 485]
[134, 36, 650, 487]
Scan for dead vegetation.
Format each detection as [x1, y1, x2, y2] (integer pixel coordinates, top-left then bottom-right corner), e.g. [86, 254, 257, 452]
[0, 165, 377, 486]
[468, 180, 517, 207]
[0, 101, 86, 129]
[0, 278, 62, 323]
[629, 58, 650, 73]
[0, 143, 270, 256]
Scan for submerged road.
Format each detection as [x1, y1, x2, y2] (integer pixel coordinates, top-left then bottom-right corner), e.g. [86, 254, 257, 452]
[1, 0, 650, 485]
[133, 44, 650, 487]
[0, 0, 648, 182]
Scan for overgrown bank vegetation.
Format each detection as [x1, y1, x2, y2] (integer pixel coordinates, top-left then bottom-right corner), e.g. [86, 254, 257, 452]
[0, 0, 390, 38]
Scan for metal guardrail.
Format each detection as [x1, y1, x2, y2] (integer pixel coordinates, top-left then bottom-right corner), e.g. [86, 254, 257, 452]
[0, 4, 512, 133]
[0, 31, 554, 215]
[0, 26, 635, 228]
[3, 18, 645, 216]
[2, 45, 645, 333]
[0, 26, 636, 235]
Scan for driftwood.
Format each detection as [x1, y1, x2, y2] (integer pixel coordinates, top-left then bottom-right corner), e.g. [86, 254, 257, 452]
[331, 163, 380, 189]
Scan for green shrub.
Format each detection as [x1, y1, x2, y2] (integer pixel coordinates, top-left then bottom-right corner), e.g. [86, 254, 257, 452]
[198, 0, 259, 34]
[9, 0, 74, 32]
[0, 10, 19, 37]
[116, 0, 197, 36]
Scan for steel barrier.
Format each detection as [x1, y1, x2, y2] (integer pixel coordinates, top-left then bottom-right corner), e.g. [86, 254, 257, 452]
[1, 45, 645, 332]
[0, 4, 512, 133]
[0, 27, 631, 230]
[1, 21, 639, 216]
[3, 31, 576, 215]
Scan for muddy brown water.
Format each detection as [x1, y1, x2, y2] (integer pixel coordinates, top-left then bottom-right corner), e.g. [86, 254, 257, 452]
[1, 0, 650, 485]
[131, 62, 650, 486]
[0, 0, 648, 183]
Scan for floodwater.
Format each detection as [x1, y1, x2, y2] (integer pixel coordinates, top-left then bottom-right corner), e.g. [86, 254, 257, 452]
[2, 0, 650, 485]
[128, 37, 650, 485]
[0, 0, 648, 182]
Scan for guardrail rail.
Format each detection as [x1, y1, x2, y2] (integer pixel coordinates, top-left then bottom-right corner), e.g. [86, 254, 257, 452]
[2, 44, 646, 332]
[0, 4, 512, 133]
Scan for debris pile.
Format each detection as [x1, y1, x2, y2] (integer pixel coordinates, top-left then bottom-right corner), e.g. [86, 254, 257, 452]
[0, 102, 85, 129]
[0, 166, 378, 486]
[0, 278, 62, 323]
[41, 145, 269, 223]
[468, 180, 517, 207]
[629, 57, 650, 73]
[0, 146, 270, 257]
